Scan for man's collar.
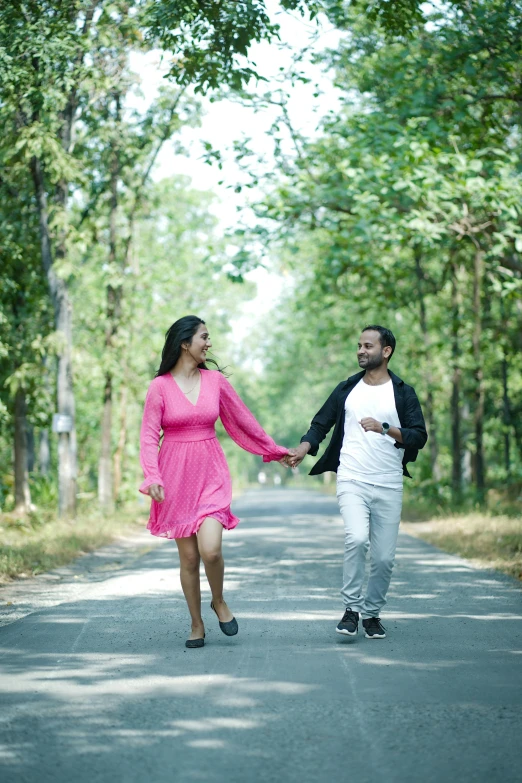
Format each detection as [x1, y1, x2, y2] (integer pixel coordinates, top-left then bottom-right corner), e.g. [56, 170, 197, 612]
[344, 369, 404, 386]
[388, 370, 404, 386]
[345, 370, 365, 385]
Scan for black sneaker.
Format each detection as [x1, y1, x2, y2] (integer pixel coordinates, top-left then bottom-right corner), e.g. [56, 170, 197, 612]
[336, 609, 359, 636]
[362, 617, 386, 639]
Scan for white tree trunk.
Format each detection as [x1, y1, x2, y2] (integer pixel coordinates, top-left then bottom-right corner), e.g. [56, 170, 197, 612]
[39, 429, 51, 476]
[98, 376, 114, 511]
[31, 156, 77, 518]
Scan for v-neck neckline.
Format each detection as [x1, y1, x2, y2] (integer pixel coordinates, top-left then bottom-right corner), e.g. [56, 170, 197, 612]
[170, 370, 203, 407]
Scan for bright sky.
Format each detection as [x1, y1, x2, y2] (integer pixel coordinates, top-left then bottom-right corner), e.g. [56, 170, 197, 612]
[130, 5, 342, 364]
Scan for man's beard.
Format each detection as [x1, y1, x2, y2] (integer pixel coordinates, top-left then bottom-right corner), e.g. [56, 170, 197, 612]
[359, 352, 384, 370]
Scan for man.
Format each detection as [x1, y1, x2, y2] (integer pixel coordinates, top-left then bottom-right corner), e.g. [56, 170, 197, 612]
[289, 325, 427, 639]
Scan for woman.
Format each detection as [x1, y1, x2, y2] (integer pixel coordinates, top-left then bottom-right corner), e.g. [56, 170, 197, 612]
[139, 315, 291, 649]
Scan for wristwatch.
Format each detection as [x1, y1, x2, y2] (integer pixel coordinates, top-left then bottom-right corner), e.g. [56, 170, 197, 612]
[381, 422, 390, 435]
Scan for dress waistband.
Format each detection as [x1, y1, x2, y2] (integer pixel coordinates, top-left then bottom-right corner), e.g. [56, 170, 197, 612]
[162, 426, 216, 443]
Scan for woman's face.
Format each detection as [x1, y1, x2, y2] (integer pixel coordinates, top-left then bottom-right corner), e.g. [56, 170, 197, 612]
[187, 323, 212, 364]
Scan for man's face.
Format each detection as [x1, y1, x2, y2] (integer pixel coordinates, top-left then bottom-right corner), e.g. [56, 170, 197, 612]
[357, 330, 390, 370]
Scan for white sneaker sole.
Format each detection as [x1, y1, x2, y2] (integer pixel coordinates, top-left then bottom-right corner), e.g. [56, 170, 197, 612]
[336, 627, 358, 636]
[364, 632, 386, 639]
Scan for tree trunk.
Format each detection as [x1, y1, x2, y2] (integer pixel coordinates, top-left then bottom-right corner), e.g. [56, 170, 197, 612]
[14, 388, 32, 514]
[39, 429, 51, 476]
[98, 375, 114, 510]
[26, 423, 35, 473]
[39, 358, 51, 476]
[30, 156, 77, 517]
[512, 414, 522, 464]
[461, 402, 472, 484]
[98, 97, 121, 511]
[414, 249, 439, 480]
[501, 353, 511, 477]
[451, 264, 462, 503]
[472, 248, 486, 501]
[113, 380, 128, 502]
[498, 297, 512, 478]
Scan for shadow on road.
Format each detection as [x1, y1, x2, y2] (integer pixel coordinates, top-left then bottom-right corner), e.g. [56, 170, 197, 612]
[1, 489, 521, 783]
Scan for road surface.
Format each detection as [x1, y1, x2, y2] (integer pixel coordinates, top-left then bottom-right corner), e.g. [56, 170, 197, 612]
[1, 488, 521, 783]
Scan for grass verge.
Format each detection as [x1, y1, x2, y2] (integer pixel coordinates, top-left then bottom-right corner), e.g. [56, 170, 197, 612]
[401, 513, 522, 580]
[0, 505, 148, 584]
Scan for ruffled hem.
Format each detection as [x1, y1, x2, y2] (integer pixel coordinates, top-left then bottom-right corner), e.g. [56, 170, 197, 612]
[147, 507, 240, 539]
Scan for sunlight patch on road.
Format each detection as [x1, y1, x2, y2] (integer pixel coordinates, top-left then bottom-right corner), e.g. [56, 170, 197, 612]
[239, 610, 335, 621]
[172, 717, 261, 732]
[2, 668, 316, 700]
[339, 651, 460, 670]
[186, 738, 226, 749]
[386, 611, 522, 621]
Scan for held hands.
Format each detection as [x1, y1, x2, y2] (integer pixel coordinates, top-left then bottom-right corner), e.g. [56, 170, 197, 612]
[285, 442, 311, 469]
[279, 448, 299, 468]
[279, 421, 387, 472]
[148, 483, 165, 502]
[359, 417, 383, 434]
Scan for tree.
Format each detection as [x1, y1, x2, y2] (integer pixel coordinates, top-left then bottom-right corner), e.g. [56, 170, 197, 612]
[0, 0, 320, 515]
[232, 84, 522, 501]
[0, 181, 53, 514]
[0, 1, 111, 516]
[74, 42, 200, 508]
[68, 174, 255, 504]
[326, 1, 522, 162]
[146, 0, 320, 90]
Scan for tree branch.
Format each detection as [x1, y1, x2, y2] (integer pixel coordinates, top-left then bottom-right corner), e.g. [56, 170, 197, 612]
[499, 255, 522, 276]
[122, 89, 188, 263]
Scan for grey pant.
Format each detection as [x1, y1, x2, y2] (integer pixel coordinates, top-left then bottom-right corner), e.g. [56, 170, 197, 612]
[337, 479, 403, 618]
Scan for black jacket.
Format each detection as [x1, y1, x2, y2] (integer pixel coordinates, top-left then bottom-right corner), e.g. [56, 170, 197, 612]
[300, 370, 428, 478]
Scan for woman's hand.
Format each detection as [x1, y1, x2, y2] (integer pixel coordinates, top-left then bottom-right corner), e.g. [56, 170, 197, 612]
[279, 449, 298, 468]
[148, 483, 165, 502]
[287, 442, 311, 468]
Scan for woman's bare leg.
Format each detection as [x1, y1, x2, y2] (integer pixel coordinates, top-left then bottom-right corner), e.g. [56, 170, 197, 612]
[197, 517, 234, 622]
[175, 535, 205, 640]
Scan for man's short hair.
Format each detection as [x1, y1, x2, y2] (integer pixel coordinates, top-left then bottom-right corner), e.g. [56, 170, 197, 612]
[362, 325, 396, 358]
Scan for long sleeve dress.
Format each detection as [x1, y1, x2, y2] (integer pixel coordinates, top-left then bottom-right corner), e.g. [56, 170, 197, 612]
[139, 369, 288, 539]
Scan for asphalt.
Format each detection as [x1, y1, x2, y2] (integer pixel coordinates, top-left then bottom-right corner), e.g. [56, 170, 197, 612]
[0, 488, 521, 783]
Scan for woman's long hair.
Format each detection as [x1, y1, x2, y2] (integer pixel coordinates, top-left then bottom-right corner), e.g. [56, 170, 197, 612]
[155, 315, 223, 377]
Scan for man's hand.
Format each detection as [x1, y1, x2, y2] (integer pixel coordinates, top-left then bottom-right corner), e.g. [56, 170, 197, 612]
[359, 417, 383, 434]
[287, 442, 311, 468]
[360, 419, 403, 443]
[279, 449, 299, 468]
[148, 483, 165, 502]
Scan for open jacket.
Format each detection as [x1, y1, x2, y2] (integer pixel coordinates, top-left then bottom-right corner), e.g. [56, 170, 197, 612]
[300, 370, 428, 478]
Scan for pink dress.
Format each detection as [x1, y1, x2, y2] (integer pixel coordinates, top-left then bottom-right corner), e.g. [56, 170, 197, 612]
[139, 369, 288, 539]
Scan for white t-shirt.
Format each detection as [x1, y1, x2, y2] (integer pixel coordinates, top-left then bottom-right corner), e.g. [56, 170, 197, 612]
[337, 378, 403, 488]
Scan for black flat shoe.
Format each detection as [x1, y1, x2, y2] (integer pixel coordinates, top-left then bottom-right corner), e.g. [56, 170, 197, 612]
[211, 601, 238, 636]
[185, 635, 205, 648]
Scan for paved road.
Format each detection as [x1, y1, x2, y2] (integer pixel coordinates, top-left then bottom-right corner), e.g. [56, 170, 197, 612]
[1, 488, 521, 783]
